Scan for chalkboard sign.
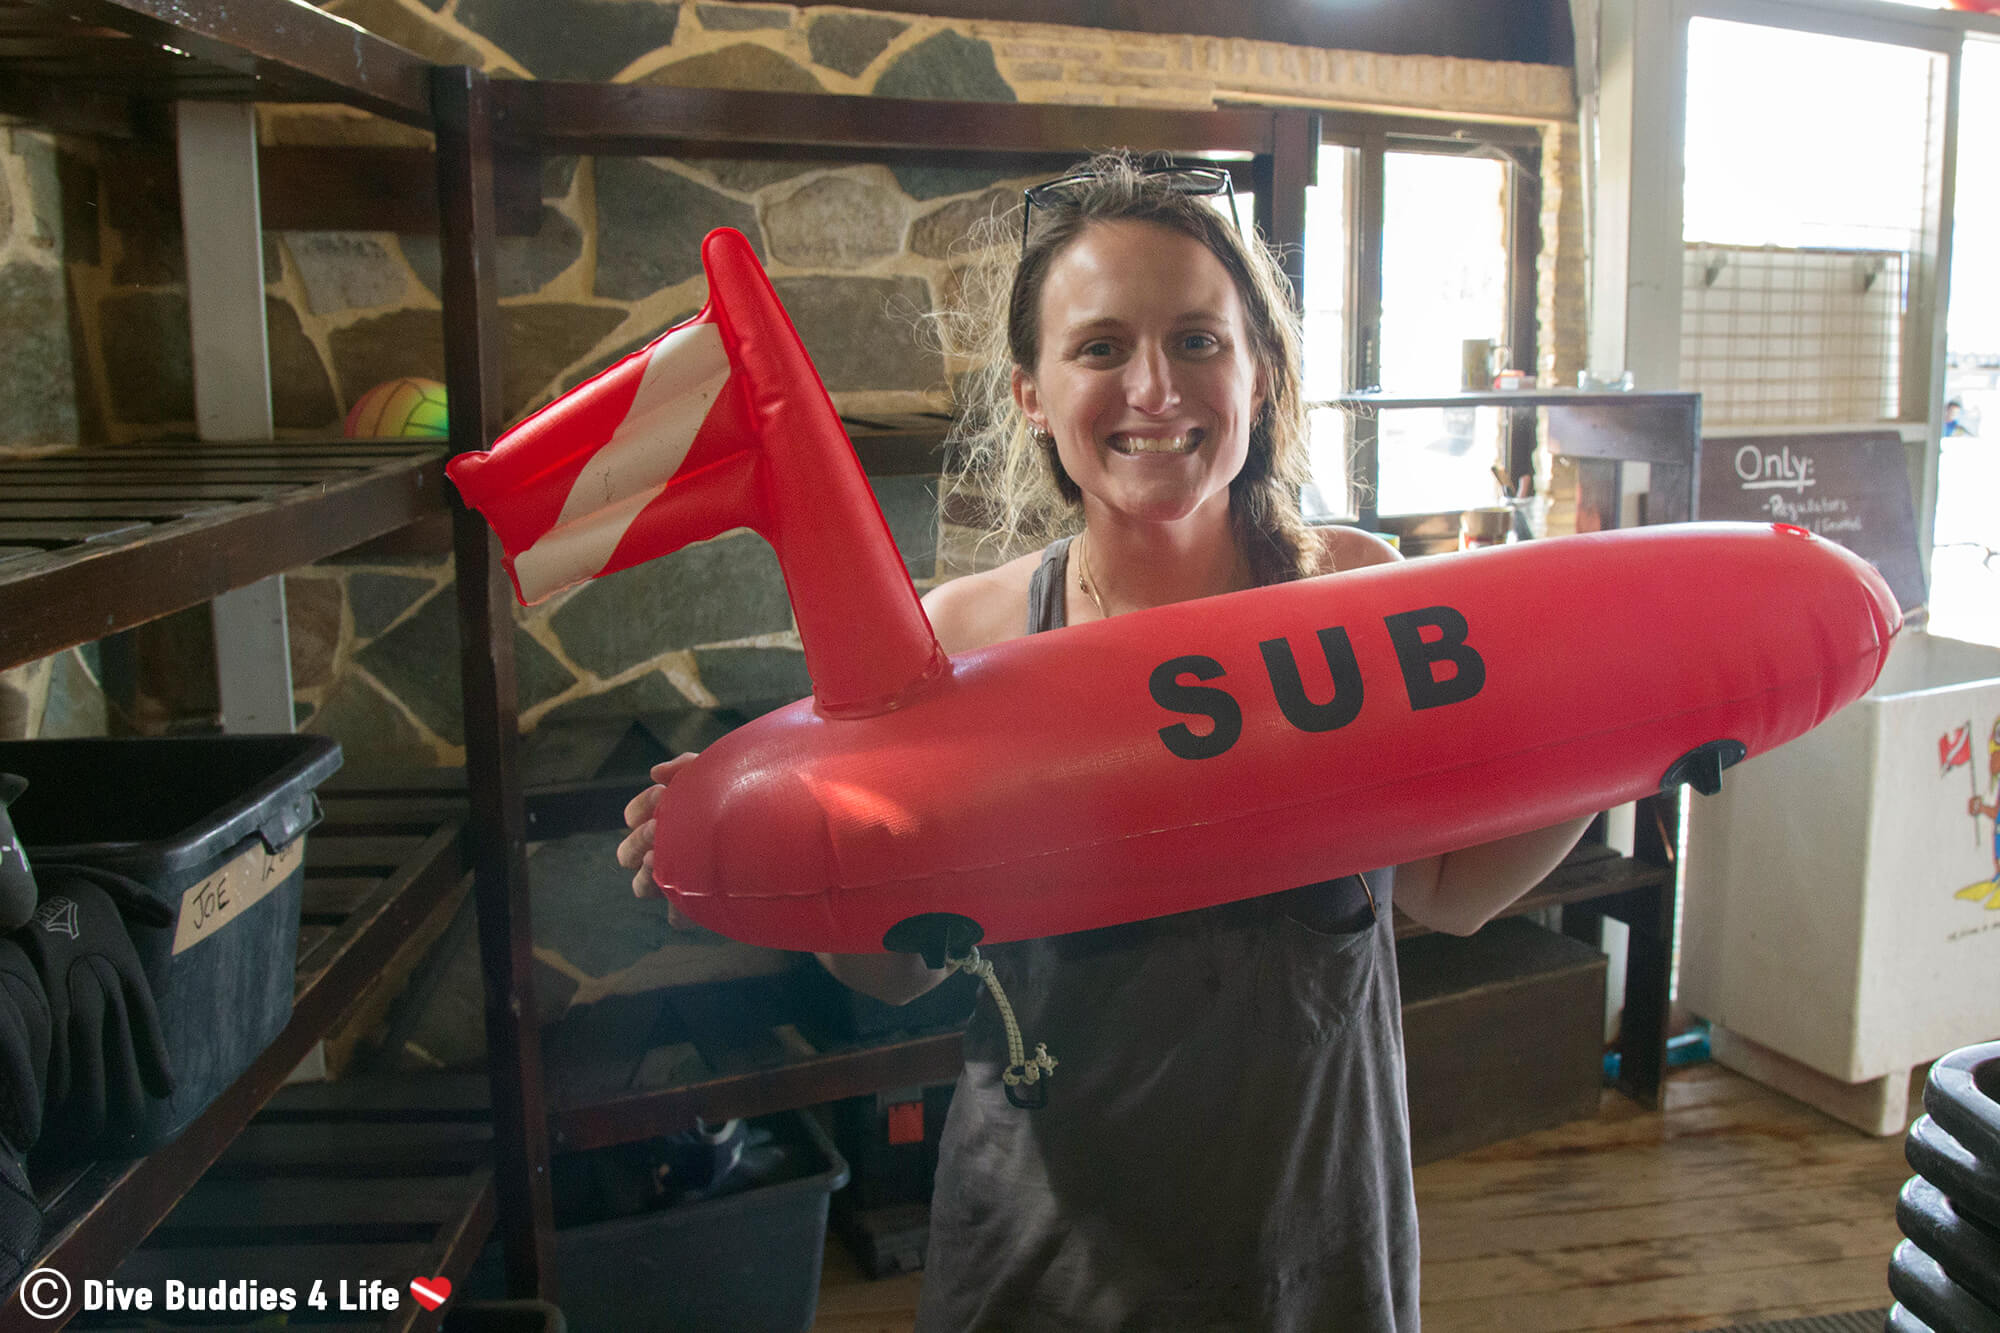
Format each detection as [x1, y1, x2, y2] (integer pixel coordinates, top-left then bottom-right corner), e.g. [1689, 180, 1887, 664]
[1697, 430, 1926, 613]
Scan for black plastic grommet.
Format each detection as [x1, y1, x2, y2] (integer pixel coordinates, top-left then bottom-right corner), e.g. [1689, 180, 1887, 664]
[1660, 739, 1748, 796]
[882, 912, 984, 969]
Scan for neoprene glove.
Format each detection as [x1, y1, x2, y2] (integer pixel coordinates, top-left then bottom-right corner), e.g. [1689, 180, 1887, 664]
[0, 775, 38, 932]
[18, 866, 174, 1147]
[0, 938, 50, 1152]
[0, 1145, 38, 1293]
[0, 869, 53, 1288]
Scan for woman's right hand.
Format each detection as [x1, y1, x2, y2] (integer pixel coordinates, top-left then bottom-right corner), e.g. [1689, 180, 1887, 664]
[616, 753, 700, 900]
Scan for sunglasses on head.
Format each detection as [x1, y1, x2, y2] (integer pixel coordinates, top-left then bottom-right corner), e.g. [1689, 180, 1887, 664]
[1019, 163, 1242, 256]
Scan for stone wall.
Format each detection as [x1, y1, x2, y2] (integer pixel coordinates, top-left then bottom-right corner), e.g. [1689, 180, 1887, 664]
[0, 130, 87, 450]
[0, 125, 100, 740]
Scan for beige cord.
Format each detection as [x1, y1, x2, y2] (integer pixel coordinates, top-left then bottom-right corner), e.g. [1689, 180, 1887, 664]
[949, 945, 1057, 1094]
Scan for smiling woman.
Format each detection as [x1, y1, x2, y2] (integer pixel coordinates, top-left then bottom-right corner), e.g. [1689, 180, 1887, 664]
[860, 149, 1589, 1331]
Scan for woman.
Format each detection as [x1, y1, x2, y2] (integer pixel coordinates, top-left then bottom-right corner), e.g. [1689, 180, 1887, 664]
[619, 152, 1587, 1329]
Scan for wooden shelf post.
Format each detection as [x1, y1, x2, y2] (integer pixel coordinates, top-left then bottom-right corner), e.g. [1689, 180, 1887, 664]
[433, 62, 557, 1301]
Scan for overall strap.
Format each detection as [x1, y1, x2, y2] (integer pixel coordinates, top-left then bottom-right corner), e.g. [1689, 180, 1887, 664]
[1025, 536, 1074, 636]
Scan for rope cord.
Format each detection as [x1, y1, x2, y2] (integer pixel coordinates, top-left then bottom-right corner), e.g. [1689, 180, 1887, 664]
[949, 945, 1056, 1106]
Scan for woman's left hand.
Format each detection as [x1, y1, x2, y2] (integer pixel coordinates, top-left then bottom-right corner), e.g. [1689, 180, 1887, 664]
[615, 753, 701, 926]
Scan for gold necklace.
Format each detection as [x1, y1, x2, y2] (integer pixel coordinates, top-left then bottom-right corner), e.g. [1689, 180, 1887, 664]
[1074, 531, 1111, 620]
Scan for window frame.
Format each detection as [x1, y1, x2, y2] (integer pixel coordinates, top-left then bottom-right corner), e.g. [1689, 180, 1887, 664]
[1599, 0, 1973, 568]
[1278, 113, 1545, 526]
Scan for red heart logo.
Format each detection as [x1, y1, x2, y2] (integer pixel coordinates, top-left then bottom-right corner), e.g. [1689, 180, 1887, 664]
[409, 1276, 452, 1311]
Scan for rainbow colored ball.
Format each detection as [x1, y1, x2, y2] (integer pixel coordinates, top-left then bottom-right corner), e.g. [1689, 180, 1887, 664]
[344, 377, 449, 439]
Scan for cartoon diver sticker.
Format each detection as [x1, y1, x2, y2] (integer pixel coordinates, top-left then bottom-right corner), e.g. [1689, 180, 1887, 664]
[1953, 717, 2000, 909]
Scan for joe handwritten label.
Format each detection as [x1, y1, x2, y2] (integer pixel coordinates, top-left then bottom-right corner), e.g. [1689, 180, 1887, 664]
[1698, 430, 1925, 613]
[172, 837, 304, 955]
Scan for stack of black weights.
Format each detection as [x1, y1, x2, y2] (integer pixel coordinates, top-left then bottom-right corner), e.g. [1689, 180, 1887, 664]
[1888, 1040, 2000, 1333]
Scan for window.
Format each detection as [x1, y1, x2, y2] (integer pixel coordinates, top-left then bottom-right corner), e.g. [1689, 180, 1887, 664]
[1680, 17, 1948, 428]
[1298, 122, 1539, 524]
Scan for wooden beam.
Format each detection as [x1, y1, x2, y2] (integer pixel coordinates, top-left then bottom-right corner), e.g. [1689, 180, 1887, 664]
[492, 80, 1276, 158]
[37, 0, 433, 125]
[550, 1033, 968, 1152]
[0, 69, 143, 137]
[259, 145, 544, 237]
[1258, 108, 1315, 304]
[758, 0, 1575, 66]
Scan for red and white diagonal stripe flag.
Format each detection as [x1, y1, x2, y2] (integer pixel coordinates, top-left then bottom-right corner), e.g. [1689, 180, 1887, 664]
[1941, 723, 1973, 774]
[447, 305, 751, 604]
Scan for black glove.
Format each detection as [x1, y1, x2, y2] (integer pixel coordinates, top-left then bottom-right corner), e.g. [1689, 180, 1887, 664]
[0, 774, 37, 932]
[0, 1143, 38, 1292]
[0, 939, 50, 1153]
[18, 867, 174, 1147]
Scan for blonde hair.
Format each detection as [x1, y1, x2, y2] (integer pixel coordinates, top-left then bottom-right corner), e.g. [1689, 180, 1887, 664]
[939, 150, 1323, 586]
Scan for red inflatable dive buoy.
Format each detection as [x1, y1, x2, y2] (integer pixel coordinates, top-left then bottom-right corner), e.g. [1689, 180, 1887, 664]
[654, 522, 1897, 956]
[449, 230, 1902, 960]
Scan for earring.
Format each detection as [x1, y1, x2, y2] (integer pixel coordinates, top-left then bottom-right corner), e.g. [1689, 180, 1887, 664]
[1029, 425, 1054, 448]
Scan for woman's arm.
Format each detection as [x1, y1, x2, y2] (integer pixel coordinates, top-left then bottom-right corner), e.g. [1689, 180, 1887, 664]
[1314, 524, 1591, 934]
[1393, 817, 1592, 937]
[814, 950, 950, 1006]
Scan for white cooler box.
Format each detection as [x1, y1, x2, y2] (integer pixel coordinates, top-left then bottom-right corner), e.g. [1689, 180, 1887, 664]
[1682, 630, 2000, 1134]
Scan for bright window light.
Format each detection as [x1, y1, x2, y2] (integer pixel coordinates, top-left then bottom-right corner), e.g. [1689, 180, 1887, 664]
[1684, 18, 1939, 251]
[1681, 18, 1947, 427]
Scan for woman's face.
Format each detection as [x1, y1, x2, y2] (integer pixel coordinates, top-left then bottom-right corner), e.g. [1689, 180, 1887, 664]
[1014, 219, 1267, 529]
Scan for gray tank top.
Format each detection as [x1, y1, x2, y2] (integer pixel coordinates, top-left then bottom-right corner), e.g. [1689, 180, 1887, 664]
[915, 536, 1422, 1332]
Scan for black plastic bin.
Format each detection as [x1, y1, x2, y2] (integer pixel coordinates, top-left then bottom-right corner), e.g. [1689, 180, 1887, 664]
[473, 1110, 848, 1333]
[442, 1299, 567, 1332]
[0, 734, 341, 1156]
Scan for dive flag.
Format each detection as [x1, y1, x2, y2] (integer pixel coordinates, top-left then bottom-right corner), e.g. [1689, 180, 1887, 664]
[1941, 723, 1973, 774]
[446, 304, 752, 605]
[445, 228, 944, 713]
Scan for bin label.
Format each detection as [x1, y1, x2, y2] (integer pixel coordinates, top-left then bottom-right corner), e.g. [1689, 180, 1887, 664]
[173, 838, 305, 955]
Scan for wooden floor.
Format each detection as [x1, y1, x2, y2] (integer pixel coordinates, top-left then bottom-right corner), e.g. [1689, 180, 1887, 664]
[809, 1061, 1914, 1332]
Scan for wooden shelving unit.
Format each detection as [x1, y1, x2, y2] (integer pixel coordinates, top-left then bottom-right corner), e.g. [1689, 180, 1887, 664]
[0, 0, 550, 1319]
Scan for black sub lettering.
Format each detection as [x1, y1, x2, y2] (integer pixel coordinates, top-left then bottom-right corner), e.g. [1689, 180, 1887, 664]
[1383, 606, 1485, 711]
[1151, 655, 1243, 759]
[1259, 628, 1364, 733]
